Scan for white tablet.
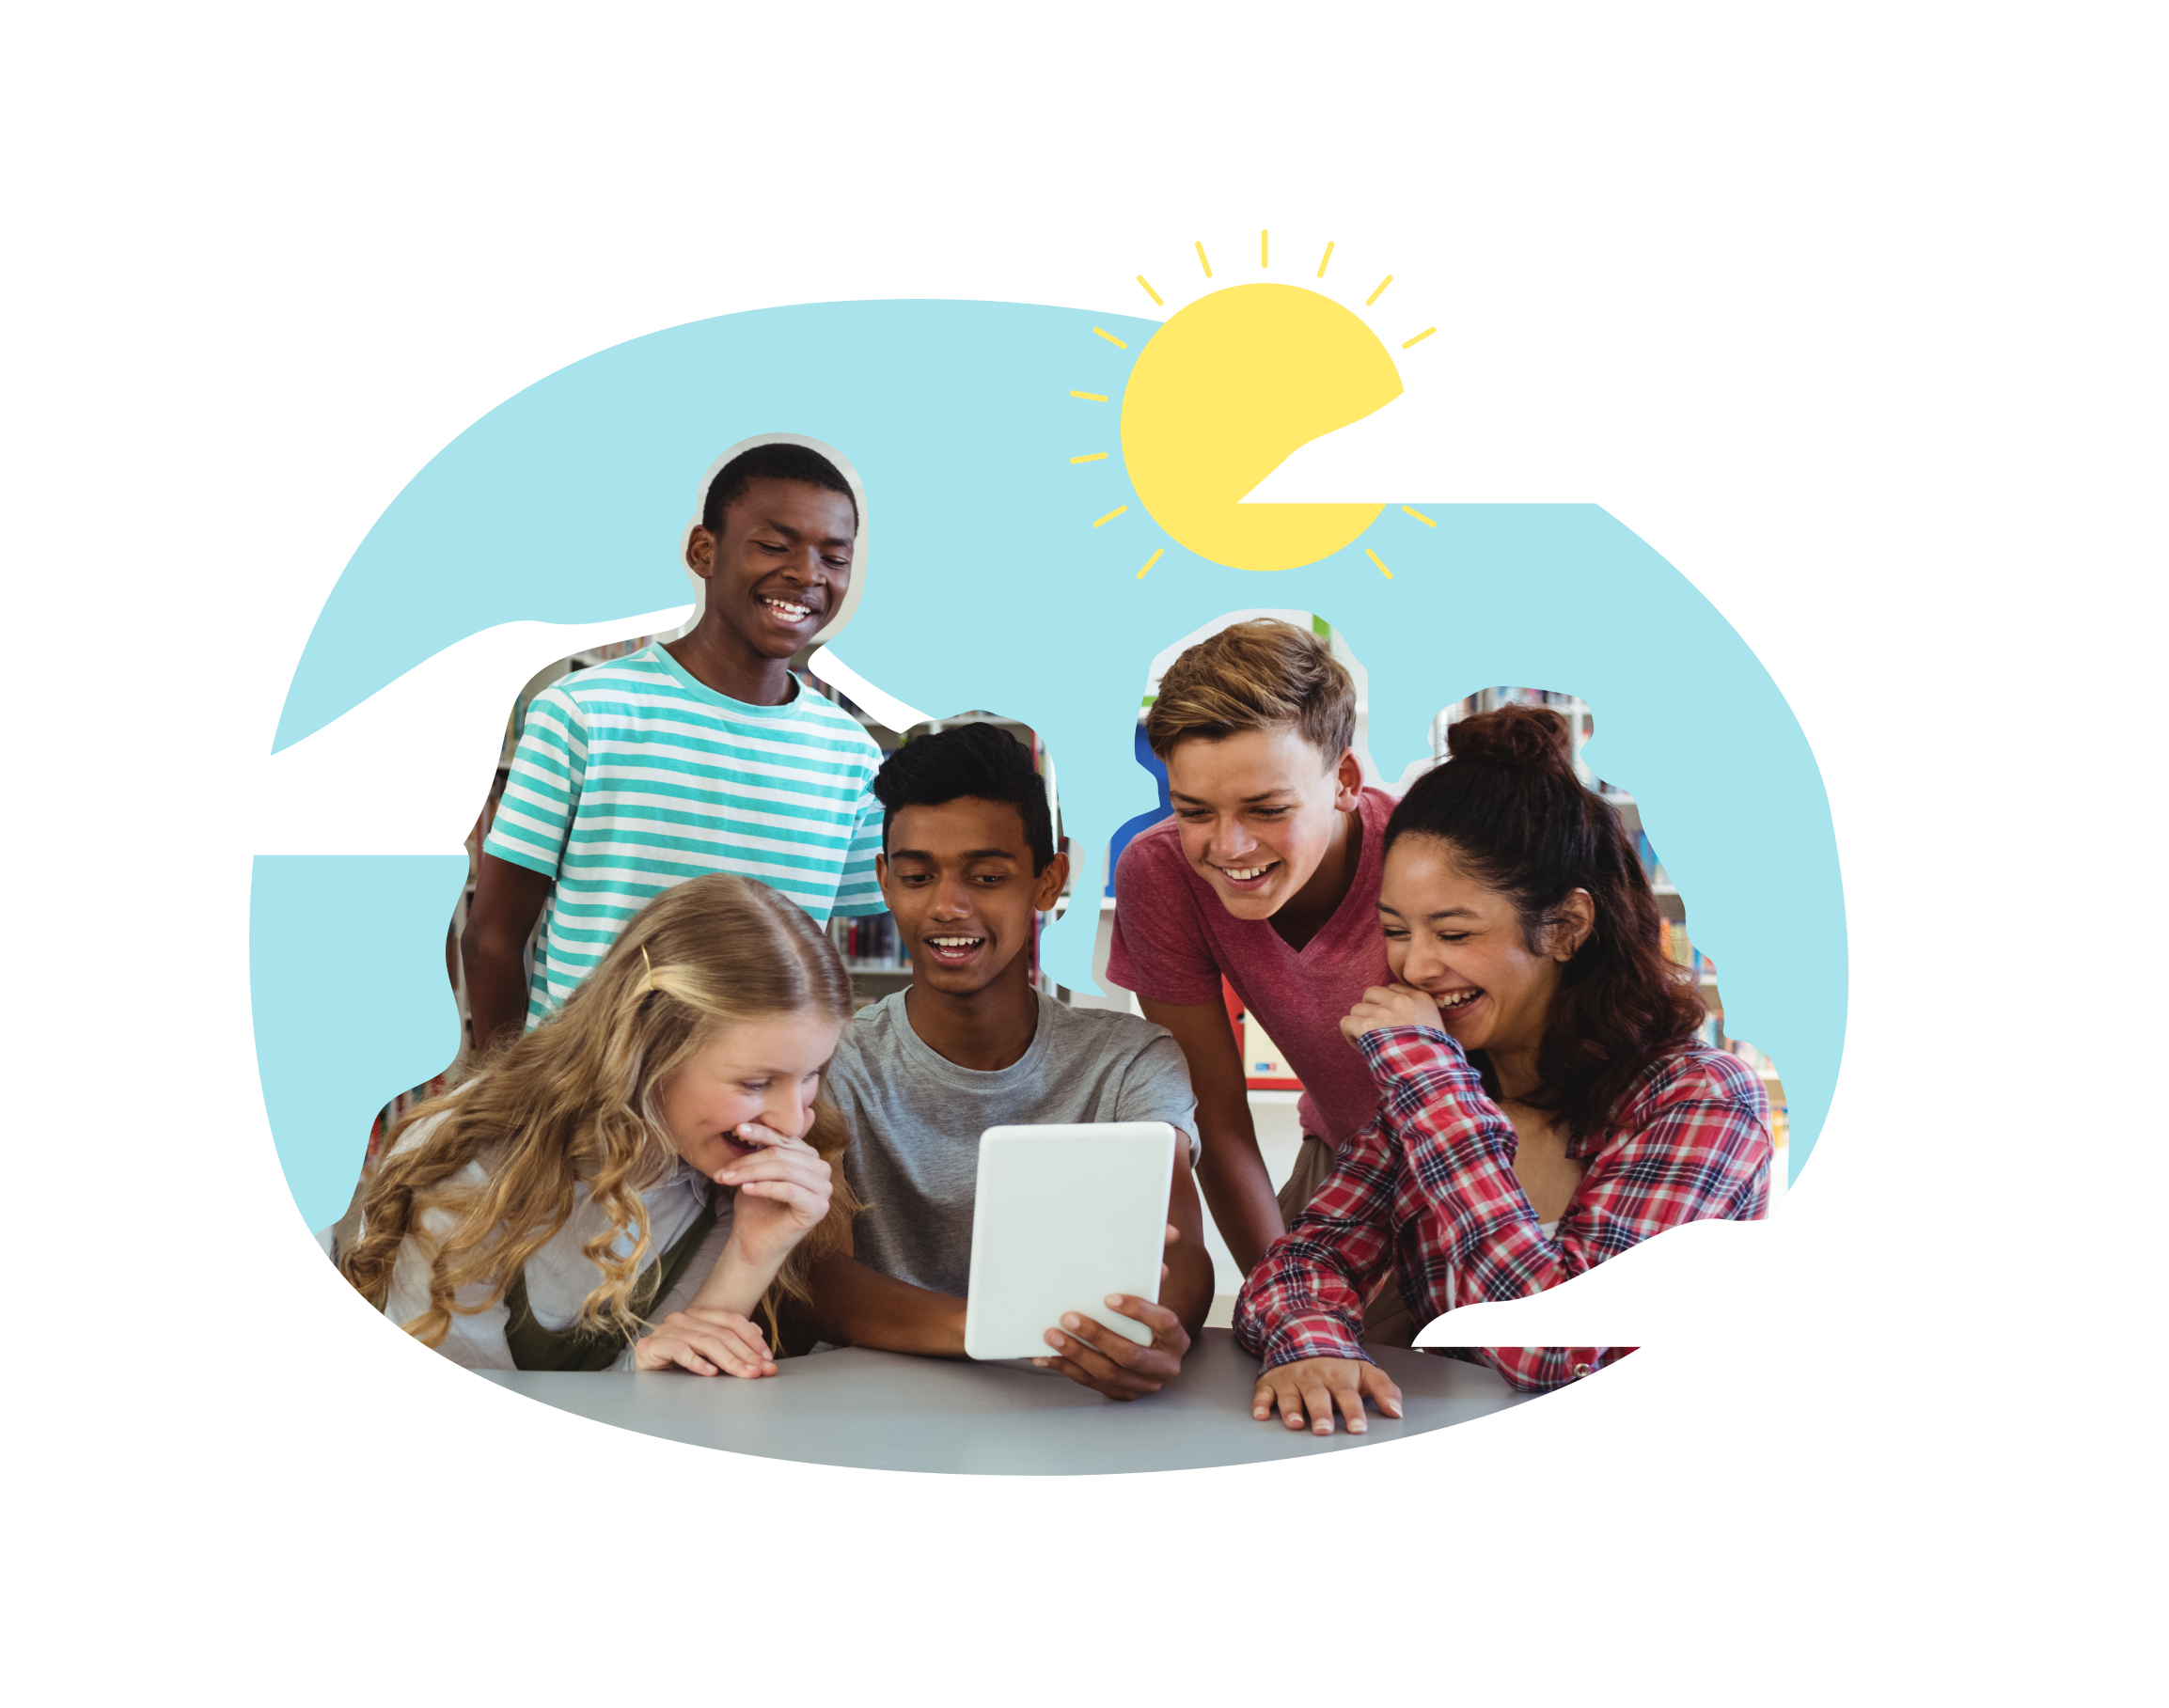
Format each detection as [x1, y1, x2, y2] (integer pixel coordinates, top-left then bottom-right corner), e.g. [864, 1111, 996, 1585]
[962, 1121, 1178, 1362]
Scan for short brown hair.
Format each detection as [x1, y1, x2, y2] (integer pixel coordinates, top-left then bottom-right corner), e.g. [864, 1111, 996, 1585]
[1144, 619, 1357, 761]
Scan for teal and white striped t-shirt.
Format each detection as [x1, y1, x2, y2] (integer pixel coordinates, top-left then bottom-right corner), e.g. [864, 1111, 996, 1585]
[482, 644, 887, 1027]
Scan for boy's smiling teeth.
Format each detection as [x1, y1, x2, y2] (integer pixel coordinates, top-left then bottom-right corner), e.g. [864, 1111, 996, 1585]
[761, 596, 813, 619]
[927, 935, 984, 961]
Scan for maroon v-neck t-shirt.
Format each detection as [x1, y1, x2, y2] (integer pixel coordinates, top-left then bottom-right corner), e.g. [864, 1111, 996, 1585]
[1106, 787, 1395, 1151]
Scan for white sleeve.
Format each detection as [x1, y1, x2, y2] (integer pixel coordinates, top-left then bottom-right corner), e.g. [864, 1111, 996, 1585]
[606, 1208, 738, 1371]
[379, 1164, 518, 1371]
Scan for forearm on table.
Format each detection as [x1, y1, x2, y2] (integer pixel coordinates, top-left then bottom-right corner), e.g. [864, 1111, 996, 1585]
[682, 1235, 781, 1319]
[803, 1253, 967, 1356]
[1234, 1242, 1372, 1367]
[1232, 1122, 1401, 1363]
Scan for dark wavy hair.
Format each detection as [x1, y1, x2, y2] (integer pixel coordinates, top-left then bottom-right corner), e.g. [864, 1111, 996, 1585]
[702, 442, 859, 535]
[1383, 704, 1706, 1139]
[873, 721, 1056, 872]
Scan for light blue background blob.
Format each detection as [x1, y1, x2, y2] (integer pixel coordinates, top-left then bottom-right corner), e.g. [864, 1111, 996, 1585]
[260, 299, 1843, 1223]
[253, 854, 467, 1229]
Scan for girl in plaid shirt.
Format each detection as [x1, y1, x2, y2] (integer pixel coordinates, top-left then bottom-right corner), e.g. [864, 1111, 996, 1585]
[1233, 705, 1772, 1434]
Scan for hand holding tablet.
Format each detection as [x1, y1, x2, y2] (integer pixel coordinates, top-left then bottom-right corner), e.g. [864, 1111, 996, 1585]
[1032, 1230, 1192, 1401]
[964, 1122, 1193, 1400]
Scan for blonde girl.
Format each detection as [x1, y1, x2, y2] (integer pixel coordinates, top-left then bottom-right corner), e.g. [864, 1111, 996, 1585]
[341, 872, 860, 1375]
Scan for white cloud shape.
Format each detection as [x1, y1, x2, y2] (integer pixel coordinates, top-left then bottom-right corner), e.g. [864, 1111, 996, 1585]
[80, 611, 689, 862]
[1405, 1205, 2082, 1352]
[1249, 372, 1874, 507]
[809, 645, 930, 734]
[80, 615, 928, 862]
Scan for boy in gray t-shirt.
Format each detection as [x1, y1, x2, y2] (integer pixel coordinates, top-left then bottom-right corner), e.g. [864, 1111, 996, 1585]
[799, 724, 1214, 1402]
[827, 989, 1199, 1300]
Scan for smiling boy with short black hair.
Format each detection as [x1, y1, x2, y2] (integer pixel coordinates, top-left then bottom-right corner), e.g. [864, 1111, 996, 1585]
[803, 722, 1214, 1400]
[464, 441, 888, 1045]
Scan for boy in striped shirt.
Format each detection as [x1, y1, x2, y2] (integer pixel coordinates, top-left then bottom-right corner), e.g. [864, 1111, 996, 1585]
[462, 442, 888, 1044]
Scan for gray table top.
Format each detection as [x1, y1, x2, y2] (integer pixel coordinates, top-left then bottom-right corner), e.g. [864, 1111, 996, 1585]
[478, 1327, 1531, 1475]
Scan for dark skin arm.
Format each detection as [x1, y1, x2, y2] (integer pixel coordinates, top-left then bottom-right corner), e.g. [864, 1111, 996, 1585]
[1140, 998, 1284, 1276]
[1161, 1145, 1214, 1335]
[777, 1179, 967, 1354]
[460, 853, 555, 1053]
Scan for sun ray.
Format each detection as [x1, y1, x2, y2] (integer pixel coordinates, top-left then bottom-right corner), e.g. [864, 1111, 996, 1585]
[1092, 505, 1129, 528]
[1135, 274, 1164, 306]
[1070, 390, 1108, 401]
[1070, 452, 1108, 463]
[1260, 229, 1268, 267]
[1137, 548, 1165, 579]
[1195, 241, 1212, 278]
[1401, 326, 1436, 349]
[1366, 274, 1393, 306]
[1092, 326, 1128, 349]
[1365, 548, 1393, 578]
[1315, 240, 1334, 277]
[1402, 505, 1437, 526]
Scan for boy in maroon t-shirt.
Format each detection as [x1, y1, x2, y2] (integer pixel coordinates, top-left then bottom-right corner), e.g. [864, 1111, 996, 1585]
[1106, 619, 1411, 1341]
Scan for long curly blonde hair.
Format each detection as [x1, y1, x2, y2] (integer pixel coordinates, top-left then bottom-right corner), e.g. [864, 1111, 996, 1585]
[340, 873, 861, 1353]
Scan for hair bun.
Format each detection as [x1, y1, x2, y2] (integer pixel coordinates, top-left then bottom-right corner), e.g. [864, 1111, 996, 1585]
[1445, 704, 1576, 773]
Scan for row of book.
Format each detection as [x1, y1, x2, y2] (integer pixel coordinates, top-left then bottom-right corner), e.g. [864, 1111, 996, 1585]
[833, 911, 904, 965]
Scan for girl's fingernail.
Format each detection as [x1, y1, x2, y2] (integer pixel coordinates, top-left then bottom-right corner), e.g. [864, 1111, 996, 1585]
[1105, 1294, 1124, 1308]
[1061, 1314, 1081, 1330]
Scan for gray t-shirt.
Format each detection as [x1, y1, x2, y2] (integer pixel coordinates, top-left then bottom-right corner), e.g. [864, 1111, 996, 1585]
[825, 990, 1199, 1298]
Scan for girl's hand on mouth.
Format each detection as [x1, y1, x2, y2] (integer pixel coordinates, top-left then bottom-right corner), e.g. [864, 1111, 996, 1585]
[714, 1120, 836, 1272]
[1340, 981, 1446, 1045]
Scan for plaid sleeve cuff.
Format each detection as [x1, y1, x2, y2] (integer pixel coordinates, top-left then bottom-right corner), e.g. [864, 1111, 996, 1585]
[1355, 1024, 1470, 1085]
[1256, 1312, 1373, 1371]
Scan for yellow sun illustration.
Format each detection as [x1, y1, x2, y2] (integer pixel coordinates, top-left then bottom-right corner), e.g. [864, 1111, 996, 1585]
[1071, 231, 1436, 575]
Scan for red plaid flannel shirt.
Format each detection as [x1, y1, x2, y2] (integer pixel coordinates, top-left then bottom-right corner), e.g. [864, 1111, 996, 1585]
[1233, 1025, 1771, 1391]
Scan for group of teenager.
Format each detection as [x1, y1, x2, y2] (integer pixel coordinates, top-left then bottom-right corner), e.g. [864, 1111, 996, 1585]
[339, 441, 1775, 1438]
